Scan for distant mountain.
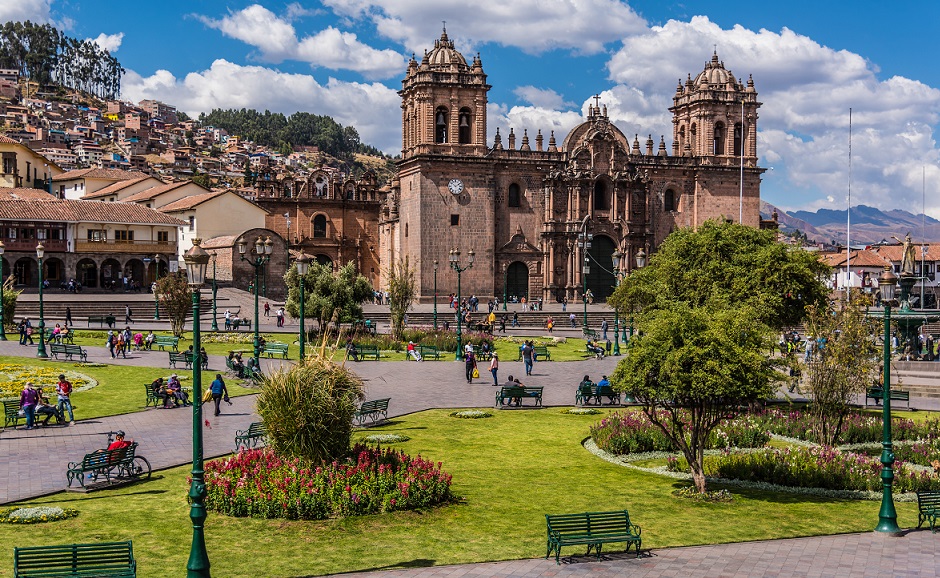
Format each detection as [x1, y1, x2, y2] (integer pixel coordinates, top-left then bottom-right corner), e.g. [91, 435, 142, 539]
[760, 202, 940, 244]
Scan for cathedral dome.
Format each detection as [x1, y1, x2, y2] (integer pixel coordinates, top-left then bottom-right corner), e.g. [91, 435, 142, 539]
[424, 28, 469, 71]
[693, 52, 739, 88]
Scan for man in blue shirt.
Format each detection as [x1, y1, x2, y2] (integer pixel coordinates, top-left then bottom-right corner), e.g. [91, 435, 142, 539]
[209, 374, 230, 416]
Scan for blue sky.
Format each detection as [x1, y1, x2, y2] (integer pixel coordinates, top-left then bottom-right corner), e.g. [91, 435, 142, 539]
[4, 0, 939, 218]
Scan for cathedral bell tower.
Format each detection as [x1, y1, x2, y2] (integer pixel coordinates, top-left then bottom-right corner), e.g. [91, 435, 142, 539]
[399, 27, 490, 158]
[669, 51, 760, 163]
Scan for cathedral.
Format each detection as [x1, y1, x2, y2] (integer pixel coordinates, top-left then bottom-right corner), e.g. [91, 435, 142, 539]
[382, 28, 766, 303]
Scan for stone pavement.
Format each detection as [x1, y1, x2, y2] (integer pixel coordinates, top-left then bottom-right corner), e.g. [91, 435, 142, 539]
[326, 530, 940, 577]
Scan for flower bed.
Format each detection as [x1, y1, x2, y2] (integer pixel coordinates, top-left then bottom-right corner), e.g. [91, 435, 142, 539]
[204, 446, 454, 520]
[362, 434, 411, 444]
[666, 445, 940, 494]
[450, 410, 492, 419]
[0, 364, 97, 400]
[753, 408, 936, 444]
[590, 410, 770, 455]
[0, 506, 78, 524]
[562, 408, 602, 415]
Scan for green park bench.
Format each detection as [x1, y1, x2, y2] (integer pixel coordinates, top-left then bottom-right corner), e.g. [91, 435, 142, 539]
[533, 345, 552, 361]
[43, 327, 74, 344]
[144, 383, 162, 408]
[153, 335, 180, 351]
[87, 315, 116, 328]
[235, 422, 266, 450]
[4, 399, 22, 429]
[49, 343, 88, 362]
[168, 351, 191, 369]
[865, 387, 911, 409]
[917, 490, 940, 533]
[594, 384, 621, 405]
[496, 386, 543, 408]
[583, 328, 599, 340]
[66, 443, 141, 488]
[404, 345, 442, 360]
[262, 342, 290, 359]
[545, 510, 642, 565]
[350, 343, 380, 361]
[14, 541, 137, 578]
[231, 318, 251, 331]
[575, 383, 596, 405]
[354, 398, 390, 425]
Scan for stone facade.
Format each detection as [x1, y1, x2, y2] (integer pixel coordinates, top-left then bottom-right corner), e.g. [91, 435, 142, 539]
[383, 30, 764, 303]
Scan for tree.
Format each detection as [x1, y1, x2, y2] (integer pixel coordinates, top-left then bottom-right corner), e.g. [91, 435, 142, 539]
[609, 220, 830, 331]
[156, 272, 193, 337]
[284, 261, 373, 332]
[2, 274, 21, 330]
[608, 221, 824, 493]
[386, 257, 416, 340]
[802, 292, 879, 445]
[256, 356, 364, 462]
[611, 304, 776, 493]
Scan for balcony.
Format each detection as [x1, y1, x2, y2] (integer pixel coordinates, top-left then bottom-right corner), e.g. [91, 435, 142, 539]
[2, 239, 67, 253]
[75, 239, 177, 254]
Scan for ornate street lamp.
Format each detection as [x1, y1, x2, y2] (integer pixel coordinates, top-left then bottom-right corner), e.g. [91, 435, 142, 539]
[449, 248, 474, 360]
[295, 252, 311, 360]
[875, 265, 901, 535]
[503, 263, 509, 311]
[433, 260, 439, 330]
[239, 236, 273, 364]
[628, 248, 646, 340]
[153, 255, 161, 320]
[611, 249, 623, 356]
[578, 232, 592, 329]
[0, 240, 6, 341]
[183, 239, 211, 577]
[209, 252, 218, 332]
[36, 243, 48, 358]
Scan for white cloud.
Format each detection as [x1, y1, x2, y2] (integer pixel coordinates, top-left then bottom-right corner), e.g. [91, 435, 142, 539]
[122, 60, 401, 153]
[601, 16, 940, 217]
[197, 4, 404, 79]
[0, 0, 52, 24]
[322, 0, 647, 55]
[512, 86, 574, 110]
[89, 32, 124, 53]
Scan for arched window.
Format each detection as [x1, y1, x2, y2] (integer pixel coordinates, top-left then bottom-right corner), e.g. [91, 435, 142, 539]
[508, 183, 521, 207]
[713, 122, 725, 155]
[593, 181, 608, 211]
[733, 122, 743, 157]
[435, 107, 448, 143]
[458, 108, 472, 144]
[664, 189, 676, 212]
[312, 215, 327, 238]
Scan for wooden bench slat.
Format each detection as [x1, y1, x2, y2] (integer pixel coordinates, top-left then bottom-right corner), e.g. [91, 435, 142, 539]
[15, 541, 136, 578]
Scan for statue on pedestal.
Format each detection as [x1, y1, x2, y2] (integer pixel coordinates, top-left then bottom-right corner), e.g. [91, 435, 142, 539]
[891, 233, 917, 276]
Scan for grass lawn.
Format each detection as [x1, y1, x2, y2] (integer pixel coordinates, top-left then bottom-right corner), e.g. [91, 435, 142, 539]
[0, 408, 919, 578]
[0, 355, 256, 420]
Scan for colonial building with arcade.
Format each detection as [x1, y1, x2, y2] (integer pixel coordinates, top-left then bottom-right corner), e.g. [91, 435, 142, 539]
[380, 29, 764, 303]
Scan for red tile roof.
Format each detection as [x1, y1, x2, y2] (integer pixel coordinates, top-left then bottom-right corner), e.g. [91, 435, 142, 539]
[0, 199, 186, 225]
[873, 243, 940, 262]
[122, 180, 200, 202]
[0, 134, 19, 143]
[0, 187, 59, 201]
[52, 168, 148, 182]
[81, 176, 159, 199]
[820, 249, 891, 268]
[158, 190, 228, 211]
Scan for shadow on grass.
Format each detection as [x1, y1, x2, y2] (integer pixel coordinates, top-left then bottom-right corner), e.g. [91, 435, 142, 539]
[297, 558, 438, 576]
[52, 487, 169, 504]
[668, 479, 864, 505]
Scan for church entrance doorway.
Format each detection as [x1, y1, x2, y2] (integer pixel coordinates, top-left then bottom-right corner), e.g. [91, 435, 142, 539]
[586, 235, 616, 301]
[506, 262, 529, 301]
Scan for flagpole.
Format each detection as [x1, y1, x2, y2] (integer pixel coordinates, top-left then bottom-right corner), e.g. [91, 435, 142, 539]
[846, 108, 852, 302]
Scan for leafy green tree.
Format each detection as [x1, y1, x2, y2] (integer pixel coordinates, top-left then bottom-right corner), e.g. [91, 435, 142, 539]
[609, 220, 830, 331]
[2, 274, 21, 330]
[612, 304, 777, 493]
[156, 272, 193, 337]
[386, 257, 416, 340]
[256, 356, 364, 462]
[802, 292, 880, 445]
[284, 261, 373, 332]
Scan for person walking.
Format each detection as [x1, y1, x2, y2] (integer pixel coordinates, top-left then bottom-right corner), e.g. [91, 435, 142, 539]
[106, 330, 116, 358]
[464, 349, 477, 384]
[65, 306, 73, 327]
[522, 340, 534, 376]
[209, 374, 230, 416]
[489, 353, 499, 386]
[55, 374, 74, 424]
[264, 302, 270, 317]
[20, 382, 39, 430]
[601, 319, 609, 340]
[569, 312, 576, 328]
[125, 305, 133, 324]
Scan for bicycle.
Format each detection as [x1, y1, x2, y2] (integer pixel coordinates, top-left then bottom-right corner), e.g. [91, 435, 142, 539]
[99, 431, 152, 481]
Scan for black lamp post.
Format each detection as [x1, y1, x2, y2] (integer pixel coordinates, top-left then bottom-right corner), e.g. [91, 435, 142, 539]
[238, 236, 273, 364]
[433, 260, 439, 330]
[578, 232, 592, 329]
[183, 239, 211, 577]
[296, 252, 310, 360]
[502, 263, 508, 311]
[611, 249, 623, 356]
[875, 265, 901, 535]
[154, 254, 161, 320]
[0, 240, 6, 341]
[627, 249, 646, 342]
[449, 248, 474, 361]
[36, 243, 48, 358]
[209, 252, 218, 332]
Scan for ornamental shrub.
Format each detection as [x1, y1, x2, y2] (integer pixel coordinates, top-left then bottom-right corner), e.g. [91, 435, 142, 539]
[591, 410, 770, 455]
[753, 409, 937, 444]
[204, 446, 454, 520]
